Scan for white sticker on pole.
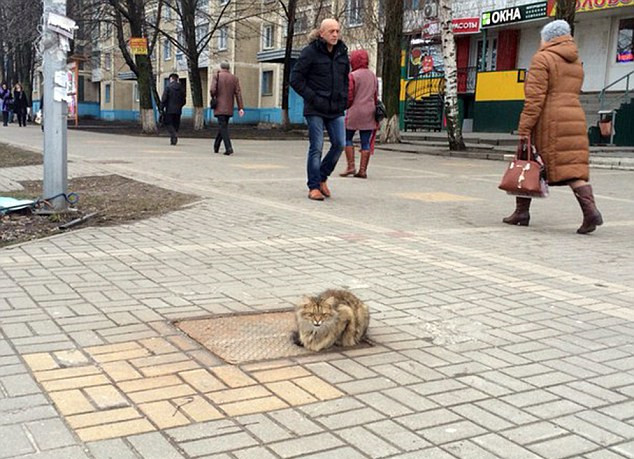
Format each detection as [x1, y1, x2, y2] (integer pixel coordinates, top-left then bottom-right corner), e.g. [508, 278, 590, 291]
[47, 12, 76, 39]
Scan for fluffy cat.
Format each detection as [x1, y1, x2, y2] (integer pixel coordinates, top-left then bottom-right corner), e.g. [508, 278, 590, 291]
[293, 289, 370, 352]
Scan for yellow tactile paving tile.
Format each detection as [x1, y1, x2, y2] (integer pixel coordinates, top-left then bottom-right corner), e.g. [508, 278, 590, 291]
[84, 385, 129, 410]
[33, 365, 101, 382]
[138, 401, 191, 429]
[206, 386, 272, 405]
[266, 381, 318, 405]
[101, 361, 143, 382]
[211, 366, 257, 388]
[118, 375, 182, 393]
[293, 376, 345, 400]
[179, 369, 227, 393]
[173, 396, 224, 422]
[22, 347, 346, 441]
[23, 353, 59, 371]
[76, 418, 155, 442]
[48, 389, 95, 416]
[393, 192, 481, 202]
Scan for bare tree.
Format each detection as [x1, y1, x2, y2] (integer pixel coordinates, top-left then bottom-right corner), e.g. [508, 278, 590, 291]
[0, 0, 41, 101]
[100, 0, 163, 133]
[555, 0, 576, 35]
[381, 0, 403, 143]
[278, 0, 298, 130]
[438, 0, 465, 150]
[154, 0, 261, 129]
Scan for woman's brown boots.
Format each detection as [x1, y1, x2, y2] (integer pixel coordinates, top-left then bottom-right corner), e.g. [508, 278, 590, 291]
[340, 146, 356, 177]
[354, 151, 371, 179]
[574, 184, 603, 234]
[503, 197, 531, 226]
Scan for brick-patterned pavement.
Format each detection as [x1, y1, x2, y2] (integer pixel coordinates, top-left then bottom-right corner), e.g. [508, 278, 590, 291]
[1, 126, 633, 458]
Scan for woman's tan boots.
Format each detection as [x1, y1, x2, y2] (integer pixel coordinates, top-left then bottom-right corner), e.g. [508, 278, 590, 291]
[340, 146, 356, 177]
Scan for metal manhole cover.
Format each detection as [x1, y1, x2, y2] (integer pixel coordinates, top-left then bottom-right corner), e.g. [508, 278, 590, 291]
[175, 310, 370, 364]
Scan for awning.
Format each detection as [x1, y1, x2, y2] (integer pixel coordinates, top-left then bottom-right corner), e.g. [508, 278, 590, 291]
[256, 48, 302, 63]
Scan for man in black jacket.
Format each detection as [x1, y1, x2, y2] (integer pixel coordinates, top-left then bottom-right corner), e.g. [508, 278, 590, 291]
[161, 73, 186, 145]
[291, 18, 350, 200]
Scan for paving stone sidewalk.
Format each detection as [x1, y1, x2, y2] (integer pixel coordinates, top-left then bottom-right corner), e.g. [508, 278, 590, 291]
[1, 126, 633, 458]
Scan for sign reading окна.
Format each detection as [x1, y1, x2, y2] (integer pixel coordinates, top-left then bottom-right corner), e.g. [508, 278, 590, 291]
[481, 1, 548, 28]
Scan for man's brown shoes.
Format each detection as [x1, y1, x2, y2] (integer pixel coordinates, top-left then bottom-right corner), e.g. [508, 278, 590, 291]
[308, 189, 325, 201]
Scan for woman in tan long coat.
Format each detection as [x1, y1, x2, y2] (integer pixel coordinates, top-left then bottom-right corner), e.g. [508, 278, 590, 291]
[504, 20, 603, 234]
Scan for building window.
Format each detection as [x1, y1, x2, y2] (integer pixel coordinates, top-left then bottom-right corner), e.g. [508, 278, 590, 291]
[218, 27, 228, 51]
[346, 0, 363, 27]
[134, 83, 139, 102]
[617, 18, 634, 63]
[163, 39, 172, 60]
[261, 70, 273, 96]
[283, 12, 307, 36]
[105, 84, 111, 103]
[104, 52, 112, 70]
[262, 24, 274, 49]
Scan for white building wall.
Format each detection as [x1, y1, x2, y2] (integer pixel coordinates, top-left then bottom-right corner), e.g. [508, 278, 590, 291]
[517, 25, 541, 69]
[576, 16, 613, 92]
[452, 0, 539, 19]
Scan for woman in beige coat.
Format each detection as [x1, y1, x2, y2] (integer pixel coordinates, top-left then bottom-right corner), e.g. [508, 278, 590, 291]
[504, 20, 603, 234]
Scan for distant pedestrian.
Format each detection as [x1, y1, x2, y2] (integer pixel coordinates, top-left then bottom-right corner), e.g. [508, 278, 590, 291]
[160, 73, 186, 145]
[0, 82, 12, 127]
[210, 61, 244, 155]
[290, 18, 350, 200]
[340, 49, 378, 179]
[504, 20, 603, 234]
[12, 83, 28, 127]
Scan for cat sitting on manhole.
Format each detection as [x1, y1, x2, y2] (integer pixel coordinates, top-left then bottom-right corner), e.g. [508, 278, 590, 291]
[292, 289, 369, 352]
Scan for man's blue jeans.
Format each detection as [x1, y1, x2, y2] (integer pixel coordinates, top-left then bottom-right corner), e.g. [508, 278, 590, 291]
[305, 115, 345, 190]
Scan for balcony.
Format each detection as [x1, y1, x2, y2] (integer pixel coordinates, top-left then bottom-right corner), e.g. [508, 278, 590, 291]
[91, 68, 103, 82]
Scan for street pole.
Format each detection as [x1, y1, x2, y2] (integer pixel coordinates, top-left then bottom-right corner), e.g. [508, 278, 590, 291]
[42, 0, 68, 211]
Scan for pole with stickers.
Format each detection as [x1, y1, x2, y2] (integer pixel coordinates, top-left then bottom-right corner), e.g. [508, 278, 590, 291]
[41, 0, 76, 211]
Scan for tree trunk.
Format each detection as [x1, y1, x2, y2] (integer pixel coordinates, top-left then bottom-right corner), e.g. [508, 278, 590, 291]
[188, 64, 205, 130]
[281, 0, 297, 131]
[136, 53, 158, 133]
[381, 0, 403, 143]
[555, 0, 576, 36]
[439, 0, 465, 151]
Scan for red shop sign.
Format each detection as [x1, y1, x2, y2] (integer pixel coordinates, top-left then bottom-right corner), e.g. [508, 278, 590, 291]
[422, 55, 434, 73]
[452, 17, 481, 34]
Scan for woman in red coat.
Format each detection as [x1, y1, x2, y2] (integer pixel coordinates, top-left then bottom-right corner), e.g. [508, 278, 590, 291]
[340, 49, 378, 178]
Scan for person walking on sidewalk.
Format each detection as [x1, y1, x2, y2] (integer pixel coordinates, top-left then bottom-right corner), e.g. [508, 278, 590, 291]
[340, 49, 378, 179]
[504, 20, 603, 234]
[160, 73, 186, 145]
[0, 82, 12, 127]
[12, 83, 28, 127]
[211, 62, 244, 156]
[291, 18, 350, 201]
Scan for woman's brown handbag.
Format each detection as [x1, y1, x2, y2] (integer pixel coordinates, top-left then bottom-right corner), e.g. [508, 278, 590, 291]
[499, 139, 548, 198]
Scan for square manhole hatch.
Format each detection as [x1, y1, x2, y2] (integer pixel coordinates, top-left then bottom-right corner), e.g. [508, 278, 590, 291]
[175, 310, 371, 364]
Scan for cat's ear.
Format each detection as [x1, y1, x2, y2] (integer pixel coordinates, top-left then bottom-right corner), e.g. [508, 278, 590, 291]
[322, 296, 337, 308]
[297, 296, 312, 308]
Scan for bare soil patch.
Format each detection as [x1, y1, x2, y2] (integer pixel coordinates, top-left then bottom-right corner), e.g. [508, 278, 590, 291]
[1, 174, 199, 248]
[0, 144, 43, 167]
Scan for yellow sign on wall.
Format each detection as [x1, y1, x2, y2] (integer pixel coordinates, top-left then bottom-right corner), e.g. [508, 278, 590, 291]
[475, 70, 526, 102]
[129, 38, 148, 55]
[548, 0, 633, 16]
